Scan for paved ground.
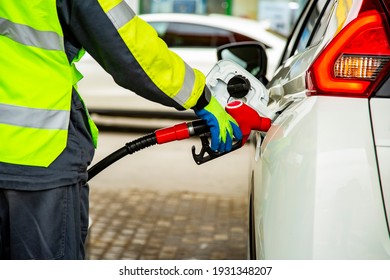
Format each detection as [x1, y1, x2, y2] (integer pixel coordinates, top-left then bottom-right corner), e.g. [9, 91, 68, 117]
[88, 188, 248, 260]
[86, 127, 251, 260]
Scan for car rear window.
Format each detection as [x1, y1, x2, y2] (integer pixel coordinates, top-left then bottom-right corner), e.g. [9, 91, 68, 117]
[296, 0, 331, 53]
[281, 0, 331, 62]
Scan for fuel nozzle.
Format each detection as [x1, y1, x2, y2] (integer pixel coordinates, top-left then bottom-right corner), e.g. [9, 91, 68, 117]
[225, 100, 271, 143]
[191, 100, 271, 165]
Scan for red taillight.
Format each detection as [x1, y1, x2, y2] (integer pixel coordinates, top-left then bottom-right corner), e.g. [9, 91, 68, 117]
[307, 10, 390, 97]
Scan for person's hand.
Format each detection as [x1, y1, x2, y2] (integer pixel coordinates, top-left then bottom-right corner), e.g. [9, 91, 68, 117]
[194, 96, 242, 152]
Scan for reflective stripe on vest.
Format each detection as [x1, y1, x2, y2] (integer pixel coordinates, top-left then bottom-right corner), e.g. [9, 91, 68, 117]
[0, 17, 64, 51]
[0, 1, 74, 167]
[97, 0, 205, 109]
[0, 103, 69, 130]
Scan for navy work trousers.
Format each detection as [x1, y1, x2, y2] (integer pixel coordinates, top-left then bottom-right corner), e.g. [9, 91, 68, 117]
[0, 183, 89, 260]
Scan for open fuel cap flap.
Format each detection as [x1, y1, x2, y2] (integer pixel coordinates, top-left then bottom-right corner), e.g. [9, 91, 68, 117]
[206, 60, 273, 119]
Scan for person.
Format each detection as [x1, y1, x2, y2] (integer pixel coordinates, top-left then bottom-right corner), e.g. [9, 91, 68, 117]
[0, 0, 242, 259]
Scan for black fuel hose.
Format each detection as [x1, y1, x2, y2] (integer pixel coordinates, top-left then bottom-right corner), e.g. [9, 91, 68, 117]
[87, 119, 209, 181]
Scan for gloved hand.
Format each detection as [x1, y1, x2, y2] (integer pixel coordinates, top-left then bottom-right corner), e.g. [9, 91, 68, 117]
[194, 95, 242, 152]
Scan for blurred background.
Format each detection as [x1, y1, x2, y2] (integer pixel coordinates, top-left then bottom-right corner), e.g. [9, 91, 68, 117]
[128, 0, 306, 37]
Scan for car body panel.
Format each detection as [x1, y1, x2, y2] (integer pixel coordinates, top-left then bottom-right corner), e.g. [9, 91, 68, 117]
[253, 96, 390, 259]
[246, 0, 390, 259]
[370, 98, 390, 233]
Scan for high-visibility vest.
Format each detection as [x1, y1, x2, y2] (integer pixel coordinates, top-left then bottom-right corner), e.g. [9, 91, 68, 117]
[0, 0, 97, 167]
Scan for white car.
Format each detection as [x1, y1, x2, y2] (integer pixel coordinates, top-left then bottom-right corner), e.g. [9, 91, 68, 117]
[220, 0, 390, 259]
[75, 13, 286, 116]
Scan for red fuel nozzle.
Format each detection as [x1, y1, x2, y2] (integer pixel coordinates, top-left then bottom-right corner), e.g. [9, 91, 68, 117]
[154, 101, 271, 146]
[191, 101, 271, 165]
[225, 100, 271, 144]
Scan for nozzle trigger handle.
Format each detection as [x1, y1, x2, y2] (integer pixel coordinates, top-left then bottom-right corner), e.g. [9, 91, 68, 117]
[191, 136, 242, 165]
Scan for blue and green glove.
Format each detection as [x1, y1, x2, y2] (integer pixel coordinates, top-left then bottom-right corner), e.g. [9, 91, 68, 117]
[194, 94, 242, 152]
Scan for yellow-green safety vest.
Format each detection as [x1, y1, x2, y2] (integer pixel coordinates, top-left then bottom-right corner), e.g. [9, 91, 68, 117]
[0, 0, 98, 167]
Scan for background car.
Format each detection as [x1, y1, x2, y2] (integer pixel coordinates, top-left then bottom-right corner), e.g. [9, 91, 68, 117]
[75, 13, 286, 118]
[219, 0, 390, 259]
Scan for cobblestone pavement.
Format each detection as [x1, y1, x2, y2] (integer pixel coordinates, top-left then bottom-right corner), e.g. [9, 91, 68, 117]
[88, 188, 248, 260]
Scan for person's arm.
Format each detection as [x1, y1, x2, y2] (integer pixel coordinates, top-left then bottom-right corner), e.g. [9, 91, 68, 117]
[58, 0, 205, 110]
[57, 0, 242, 152]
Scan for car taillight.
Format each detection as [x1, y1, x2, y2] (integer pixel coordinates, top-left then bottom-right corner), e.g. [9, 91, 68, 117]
[307, 10, 390, 97]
